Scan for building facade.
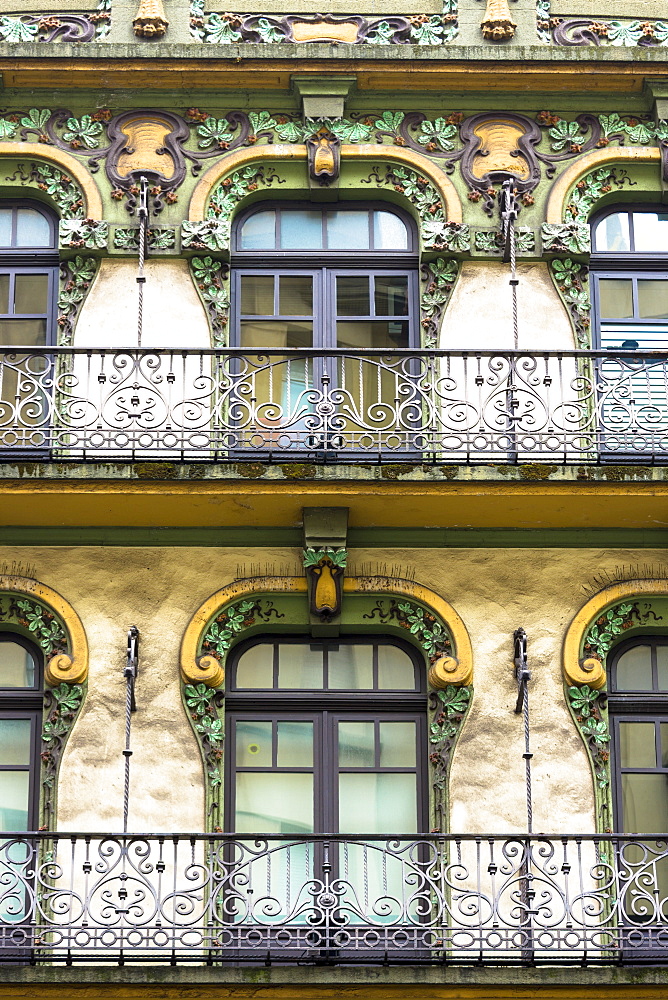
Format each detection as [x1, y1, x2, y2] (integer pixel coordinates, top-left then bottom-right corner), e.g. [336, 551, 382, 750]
[0, 0, 667, 996]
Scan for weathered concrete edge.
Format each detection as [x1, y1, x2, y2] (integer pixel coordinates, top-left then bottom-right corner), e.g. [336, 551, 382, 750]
[1, 965, 667, 986]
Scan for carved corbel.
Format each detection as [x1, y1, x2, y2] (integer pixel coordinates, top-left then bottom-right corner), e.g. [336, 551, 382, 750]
[480, 0, 516, 40]
[133, 0, 169, 39]
[564, 656, 606, 690]
[304, 548, 347, 620]
[306, 128, 341, 186]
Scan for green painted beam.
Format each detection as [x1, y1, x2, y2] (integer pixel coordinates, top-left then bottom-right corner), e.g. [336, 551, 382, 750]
[0, 526, 665, 547]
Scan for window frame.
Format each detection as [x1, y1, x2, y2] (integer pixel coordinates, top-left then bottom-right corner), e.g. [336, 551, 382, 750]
[0, 199, 59, 349]
[0, 632, 44, 832]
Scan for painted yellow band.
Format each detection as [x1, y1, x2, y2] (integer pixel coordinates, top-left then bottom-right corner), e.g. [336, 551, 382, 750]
[180, 575, 473, 687]
[563, 579, 668, 688]
[188, 144, 463, 223]
[546, 146, 660, 224]
[0, 573, 88, 686]
[0, 144, 103, 218]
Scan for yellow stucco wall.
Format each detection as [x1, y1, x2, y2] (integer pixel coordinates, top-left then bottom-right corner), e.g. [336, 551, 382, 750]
[1, 545, 664, 835]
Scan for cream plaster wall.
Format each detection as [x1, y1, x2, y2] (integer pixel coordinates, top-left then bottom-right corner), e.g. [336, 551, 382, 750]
[3, 545, 663, 835]
[441, 262, 575, 351]
[74, 259, 210, 349]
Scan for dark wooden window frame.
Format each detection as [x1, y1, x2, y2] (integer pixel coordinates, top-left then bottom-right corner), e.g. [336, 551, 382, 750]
[0, 632, 44, 832]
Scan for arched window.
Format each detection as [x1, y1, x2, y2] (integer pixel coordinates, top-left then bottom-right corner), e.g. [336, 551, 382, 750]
[0, 201, 58, 349]
[0, 633, 43, 832]
[225, 636, 427, 835]
[591, 208, 668, 352]
[231, 203, 419, 454]
[609, 636, 668, 837]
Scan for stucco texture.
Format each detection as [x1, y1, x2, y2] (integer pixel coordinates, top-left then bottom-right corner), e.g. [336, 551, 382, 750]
[1, 545, 663, 835]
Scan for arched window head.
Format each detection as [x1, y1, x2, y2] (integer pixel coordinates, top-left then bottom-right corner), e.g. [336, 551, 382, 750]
[236, 205, 414, 254]
[0, 203, 57, 251]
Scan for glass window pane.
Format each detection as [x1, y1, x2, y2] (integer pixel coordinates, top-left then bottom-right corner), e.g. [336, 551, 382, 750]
[336, 276, 370, 317]
[239, 210, 276, 250]
[374, 275, 409, 316]
[374, 211, 409, 250]
[278, 275, 313, 316]
[235, 720, 272, 768]
[14, 274, 48, 315]
[235, 771, 313, 833]
[277, 722, 313, 767]
[616, 645, 653, 691]
[0, 209, 12, 247]
[339, 772, 416, 833]
[379, 721, 416, 768]
[0, 771, 29, 831]
[327, 211, 369, 251]
[632, 212, 668, 252]
[277, 644, 322, 689]
[661, 723, 668, 768]
[619, 721, 656, 768]
[377, 645, 417, 690]
[328, 645, 373, 689]
[621, 773, 668, 833]
[0, 319, 46, 346]
[280, 211, 322, 250]
[594, 213, 630, 252]
[240, 274, 274, 315]
[0, 275, 9, 313]
[658, 646, 668, 691]
[15, 208, 51, 248]
[638, 279, 668, 319]
[0, 641, 36, 688]
[338, 721, 375, 767]
[337, 321, 409, 349]
[239, 320, 313, 349]
[598, 279, 633, 319]
[0, 719, 32, 765]
[235, 644, 273, 688]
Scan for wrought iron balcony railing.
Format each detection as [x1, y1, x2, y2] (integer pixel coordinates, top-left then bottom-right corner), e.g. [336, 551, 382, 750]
[1, 832, 667, 965]
[0, 347, 667, 464]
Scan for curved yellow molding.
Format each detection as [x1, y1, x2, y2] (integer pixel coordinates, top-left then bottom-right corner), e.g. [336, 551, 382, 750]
[0, 144, 102, 218]
[563, 579, 668, 689]
[546, 147, 660, 224]
[0, 574, 88, 686]
[188, 144, 463, 224]
[181, 575, 473, 688]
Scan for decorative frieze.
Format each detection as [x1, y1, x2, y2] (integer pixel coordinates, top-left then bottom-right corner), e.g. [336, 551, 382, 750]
[5, 161, 85, 219]
[0, 0, 110, 43]
[474, 227, 536, 254]
[189, 0, 458, 45]
[181, 220, 228, 252]
[59, 219, 108, 250]
[541, 222, 590, 254]
[113, 226, 176, 251]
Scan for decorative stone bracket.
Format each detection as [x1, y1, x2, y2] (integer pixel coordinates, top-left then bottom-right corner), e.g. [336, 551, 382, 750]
[302, 506, 349, 625]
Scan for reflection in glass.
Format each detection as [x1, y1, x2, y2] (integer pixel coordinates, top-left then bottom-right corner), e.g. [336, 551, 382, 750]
[594, 213, 630, 253]
[374, 211, 409, 250]
[379, 721, 416, 767]
[240, 274, 274, 315]
[239, 210, 275, 250]
[328, 645, 373, 689]
[374, 275, 409, 316]
[336, 321, 409, 349]
[281, 211, 322, 250]
[658, 645, 668, 690]
[235, 643, 274, 689]
[339, 772, 416, 833]
[235, 772, 313, 833]
[236, 720, 272, 767]
[378, 645, 416, 689]
[277, 644, 322, 689]
[0, 274, 8, 313]
[0, 641, 36, 687]
[616, 645, 653, 691]
[619, 721, 656, 768]
[621, 773, 668, 832]
[638, 279, 668, 319]
[239, 320, 312, 350]
[277, 721, 313, 767]
[0, 209, 12, 247]
[632, 212, 668, 252]
[0, 319, 47, 346]
[16, 209, 51, 248]
[598, 278, 633, 319]
[338, 721, 375, 767]
[0, 771, 29, 831]
[327, 211, 369, 251]
[279, 275, 313, 316]
[662, 723, 668, 768]
[14, 274, 48, 315]
[336, 276, 370, 316]
[0, 719, 32, 765]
